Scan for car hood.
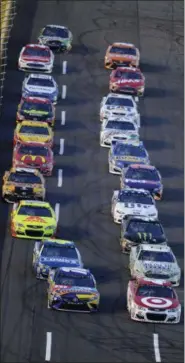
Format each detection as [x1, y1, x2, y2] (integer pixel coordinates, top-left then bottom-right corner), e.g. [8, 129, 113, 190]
[105, 105, 134, 113]
[25, 85, 54, 94]
[109, 54, 137, 61]
[42, 36, 69, 42]
[125, 179, 161, 191]
[22, 56, 50, 63]
[138, 261, 178, 275]
[39, 256, 80, 268]
[16, 215, 55, 225]
[114, 156, 147, 165]
[16, 154, 49, 165]
[134, 295, 179, 309]
[102, 129, 138, 140]
[115, 79, 143, 87]
[116, 202, 157, 217]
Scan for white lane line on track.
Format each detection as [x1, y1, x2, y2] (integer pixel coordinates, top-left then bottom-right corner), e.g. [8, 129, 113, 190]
[62, 60, 67, 74]
[45, 332, 52, 361]
[59, 138, 64, 155]
[62, 85, 67, 99]
[61, 110, 66, 125]
[58, 169, 63, 187]
[55, 203, 60, 223]
[153, 334, 161, 362]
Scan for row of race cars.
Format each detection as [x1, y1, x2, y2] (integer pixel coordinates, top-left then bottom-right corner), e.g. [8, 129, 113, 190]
[2, 24, 181, 322]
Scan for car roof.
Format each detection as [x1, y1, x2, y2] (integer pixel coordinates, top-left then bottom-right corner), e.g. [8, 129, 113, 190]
[107, 115, 136, 123]
[44, 24, 68, 29]
[114, 67, 141, 73]
[127, 164, 156, 170]
[57, 267, 90, 276]
[120, 188, 151, 196]
[126, 216, 160, 223]
[22, 96, 51, 103]
[137, 277, 172, 287]
[25, 44, 49, 49]
[28, 73, 53, 80]
[139, 244, 171, 252]
[10, 167, 38, 174]
[42, 239, 75, 247]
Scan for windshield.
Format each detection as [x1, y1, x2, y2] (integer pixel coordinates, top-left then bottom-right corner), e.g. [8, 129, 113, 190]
[138, 250, 175, 263]
[106, 121, 135, 131]
[136, 285, 176, 299]
[114, 144, 147, 157]
[127, 221, 163, 237]
[27, 78, 54, 88]
[8, 172, 42, 184]
[125, 168, 160, 181]
[54, 273, 95, 288]
[110, 46, 136, 56]
[18, 205, 52, 217]
[115, 70, 141, 80]
[19, 125, 49, 135]
[21, 100, 52, 114]
[119, 191, 153, 205]
[106, 97, 134, 107]
[23, 47, 50, 57]
[41, 245, 77, 259]
[19, 145, 49, 156]
[43, 26, 68, 38]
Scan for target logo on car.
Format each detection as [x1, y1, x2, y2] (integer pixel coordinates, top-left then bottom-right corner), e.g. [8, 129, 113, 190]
[141, 297, 173, 309]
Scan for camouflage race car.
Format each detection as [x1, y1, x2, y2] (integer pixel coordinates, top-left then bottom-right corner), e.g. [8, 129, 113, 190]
[16, 96, 55, 127]
[11, 200, 57, 239]
[12, 142, 54, 176]
[2, 167, 45, 202]
[13, 120, 54, 148]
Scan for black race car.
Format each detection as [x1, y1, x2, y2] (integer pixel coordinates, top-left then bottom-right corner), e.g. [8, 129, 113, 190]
[120, 216, 167, 253]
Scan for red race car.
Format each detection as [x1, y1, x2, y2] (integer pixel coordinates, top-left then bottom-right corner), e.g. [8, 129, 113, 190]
[12, 142, 54, 176]
[18, 44, 54, 73]
[109, 67, 145, 96]
[127, 277, 181, 324]
[16, 96, 55, 127]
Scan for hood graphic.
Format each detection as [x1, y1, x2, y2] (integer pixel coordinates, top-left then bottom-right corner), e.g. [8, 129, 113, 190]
[125, 179, 161, 190]
[53, 285, 97, 295]
[116, 79, 142, 86]
[20, 155, 46, 164]
[23, 216, 47, 224]
[142, 261, 174, 272]
[26, 86, 54, 94]
[134, 296, 179, 309]
[40, 257, 80, 268]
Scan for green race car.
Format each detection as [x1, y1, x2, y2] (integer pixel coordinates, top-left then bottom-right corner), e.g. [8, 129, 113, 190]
[38, 24, 73, 52]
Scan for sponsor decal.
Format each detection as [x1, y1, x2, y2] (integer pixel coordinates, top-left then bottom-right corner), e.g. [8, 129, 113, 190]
[21, 155, 46, 162]
[141, 297, 172, 308]
[143, 262, 171, 271]
[24, 216, 47, 223]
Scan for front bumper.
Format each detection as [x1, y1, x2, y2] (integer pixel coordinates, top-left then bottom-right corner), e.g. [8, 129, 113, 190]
[131, 307, 181, 324]
[13, 160, 53, 176]
[18, 60, 53, 73]
[48, 296, 99, 312]
[11, 222, 56, 240]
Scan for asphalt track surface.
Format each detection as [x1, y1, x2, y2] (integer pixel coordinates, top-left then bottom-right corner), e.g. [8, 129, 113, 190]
[0, 1, 184, 362]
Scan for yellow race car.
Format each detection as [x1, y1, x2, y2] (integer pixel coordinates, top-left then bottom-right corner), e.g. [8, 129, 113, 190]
[13, 120, 54, 148]
[11, 200, 57, 239]
[2, 167, 45, 203]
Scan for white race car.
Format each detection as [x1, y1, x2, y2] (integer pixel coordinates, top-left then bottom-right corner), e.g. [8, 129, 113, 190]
[111, 188, 158, 224]
[18, 44, 54, 73]
[100, 93, 140, 126]
[129, 244, 181, 287]
[100, 116, 139, 147]
[22, 74, 59, 104]
[127, 277, 181, 324]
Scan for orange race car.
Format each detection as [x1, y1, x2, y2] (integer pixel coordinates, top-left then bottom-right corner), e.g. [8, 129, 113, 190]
[104, 42, 140, 69]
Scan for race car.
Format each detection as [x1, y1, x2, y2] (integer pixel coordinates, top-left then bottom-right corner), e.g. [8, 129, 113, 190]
[120, 164, 163, 200]
[120, 216, 167, 254]
[111, 188, 158, 224]
[18, 44, 54, 73]
[38, 24, 73, 52]
[100, 117, 139, 148]
[100, 93, 140, 127]
[22, 74, 59, 104]
[11, 200, 57, 240]
[13, 120, 54, 148]
[127, 277, 181, 323]
[47, 267, 100, 312]
[108, 140, 150, 175]
[129, 244, 181, 287]
[16, 97, 55, 127]
[2, 167, 45, 203]
[12, 142, 54, 176]
[104, 42, 140, 69]
[32, 239, 83, 279]
[109, 67, 145, 96]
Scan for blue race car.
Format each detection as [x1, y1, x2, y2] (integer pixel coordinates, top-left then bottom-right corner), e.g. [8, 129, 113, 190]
[120, 164, 163, 200]
[22, 73, 59, 104]
[32, 239, 83, 279]
[108, 140, 150, 175]
[48, 267, 100, 312]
